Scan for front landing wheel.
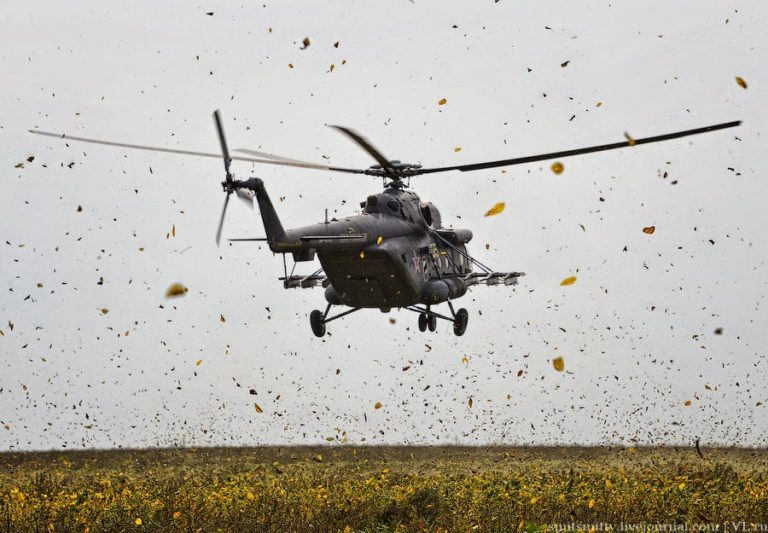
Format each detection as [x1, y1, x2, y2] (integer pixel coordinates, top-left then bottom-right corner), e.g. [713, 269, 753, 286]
[310, 310, 326, 338]
[418, 313, 428, 332]
[453, 308, 469, 336]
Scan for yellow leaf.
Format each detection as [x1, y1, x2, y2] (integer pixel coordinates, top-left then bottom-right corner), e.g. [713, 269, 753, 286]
[735, 76, 747, 89]
[135, 518, 142, 526]
[374, 401, 382, 409]
[438, 98, 447, 105]
[529, 497, 538, 505]
[605, 479, 612, 488]
[596, 102, 603, 107]
[172, 511, 181, 520]
[314, 453, 323, 462]
[165, 283, 188, 298]
[550, 161, 564, 174]
[247, 491, 255, 500]
[552, 356, 565, 372]
[484, 202, 505, 217]
[627, 447, 637, 454]
[560, 276, 577, 286]
[454, 147, 461, 152]
[330, 63, 335, 72]
[678, 482, 686, 490]
[588, 498, 595, 509]
[642, 226, 656, 235]
[377, 235, 383, 245]
[624, 132, 636, 146]
[195, 359, 202, 366]
[461, 356, 469, 364]
[359, 251, 365, 259]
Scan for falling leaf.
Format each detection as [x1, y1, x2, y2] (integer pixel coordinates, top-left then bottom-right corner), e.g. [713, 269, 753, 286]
[329, 64, 335, 72]
[254, 403, 263, 413]
[14, 163, 23, 169]
[77, 205, 83, 212]
[374, 402, 382, 409]
[624, 132, 636, 146]
[551, 162, 564, 174]
[685, 400, 692, 406]
[26, 156, 34, 163]
[172, 224, 176, 237]
[735, 76, 747, 89]
[642, 226, 656, 235]
[314, 454, 323, 462]
[165, 283, 188, 298]
[454, 147, 462, 152]
[552, 356, 565, 372]
[388, 317, 396, 324]
[301, 37, 310, 49]
[377, 236, 383, 245]
[220, 314, 226, 323]
[596, 102, 603, 107]
[484, 202, 505, 217]
[288, 63, 294, 69]
[468, 397, 473, 409]
[560, 60, 570, 67]
[517, 369, 524, 377]
[438, 98, 447, 105]
[101, 308, 109, 315]
[560, 276, 577, 286]
[195, 359, 203, 366]
[359, 251, 365, 259]
[714, 327, 723, 335]
[461, 356, 470, 364]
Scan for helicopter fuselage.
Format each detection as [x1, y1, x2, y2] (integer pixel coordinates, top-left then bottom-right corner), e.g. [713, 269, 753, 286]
[253, 182, 474, 309]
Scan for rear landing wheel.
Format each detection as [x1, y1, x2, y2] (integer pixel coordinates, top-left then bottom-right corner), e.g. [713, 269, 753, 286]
[453, 308, 469, 336]
[418, 313, 428, 332]
[428, 314, 437, 332]
[310, 310, 326, 338]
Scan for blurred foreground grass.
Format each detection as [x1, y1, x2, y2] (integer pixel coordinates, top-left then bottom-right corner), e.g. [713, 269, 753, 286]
[1, 446, 767, 531]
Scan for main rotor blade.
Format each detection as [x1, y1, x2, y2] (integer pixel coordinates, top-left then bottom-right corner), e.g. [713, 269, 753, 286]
[215, 193, 230, 246]
[329, 125, 395, 175]
[28, 129, 365, 172]
[212, 109, 232, 176]
[234, 148, 364, 174]
[417, 121, 742, 175]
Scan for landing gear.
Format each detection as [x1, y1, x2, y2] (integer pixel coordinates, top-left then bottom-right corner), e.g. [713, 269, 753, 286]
[310, 310, 326, 338]
[309, 304, 361, 337]
[453, 308, 469, 336]
[406, 303, 469, 336]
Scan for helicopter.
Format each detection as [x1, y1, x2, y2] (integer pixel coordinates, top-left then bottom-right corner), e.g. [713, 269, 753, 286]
[29, 112, 740, 337]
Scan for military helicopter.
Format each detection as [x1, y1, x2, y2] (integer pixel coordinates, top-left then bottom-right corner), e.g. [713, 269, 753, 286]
[30, 112, 740, 337]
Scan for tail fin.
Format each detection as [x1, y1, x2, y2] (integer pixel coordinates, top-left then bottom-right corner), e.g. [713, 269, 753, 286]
[242, 178, 289, 252]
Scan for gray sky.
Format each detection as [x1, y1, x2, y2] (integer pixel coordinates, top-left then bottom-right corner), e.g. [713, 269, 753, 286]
[1, 1, 767, 451]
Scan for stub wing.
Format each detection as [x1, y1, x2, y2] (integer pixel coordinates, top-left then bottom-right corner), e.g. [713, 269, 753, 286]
[462, 271, 525, 287]
[280, 273, 328, 289]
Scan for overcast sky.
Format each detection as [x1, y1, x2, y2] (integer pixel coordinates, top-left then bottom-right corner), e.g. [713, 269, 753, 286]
[1, 1, 766, 451]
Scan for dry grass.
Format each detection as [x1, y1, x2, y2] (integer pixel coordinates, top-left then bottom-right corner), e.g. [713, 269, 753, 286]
[1, 446, 766, 531]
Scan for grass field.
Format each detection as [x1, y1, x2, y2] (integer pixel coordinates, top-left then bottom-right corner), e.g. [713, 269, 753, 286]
[1, 446, 767, 531]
